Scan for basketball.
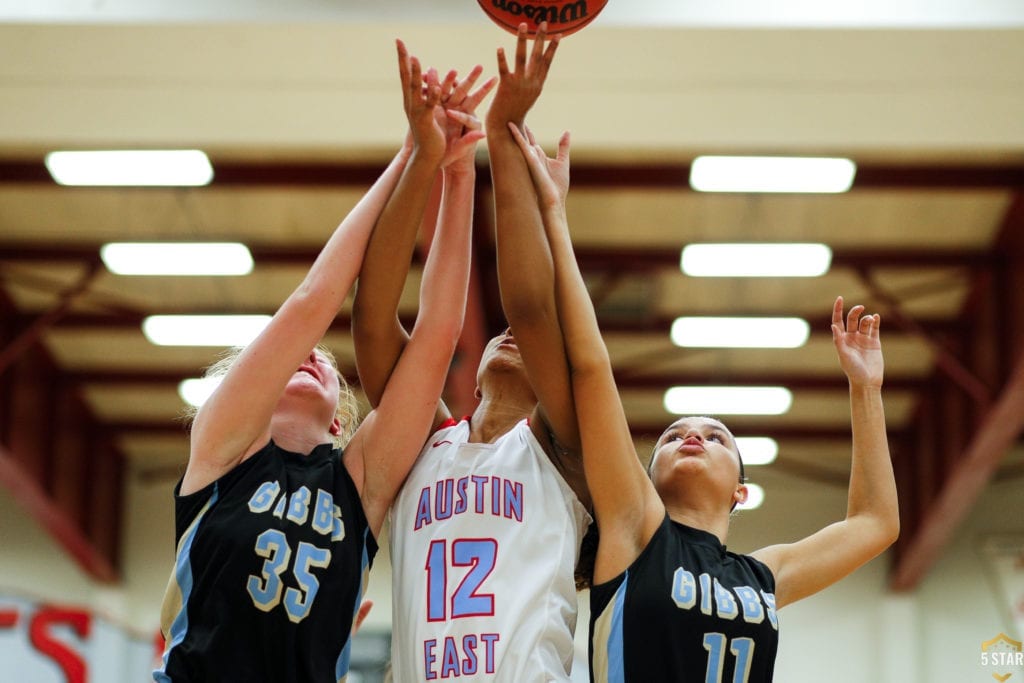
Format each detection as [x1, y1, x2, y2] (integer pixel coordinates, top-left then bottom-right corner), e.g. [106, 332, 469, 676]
[478, 0, 609, 38]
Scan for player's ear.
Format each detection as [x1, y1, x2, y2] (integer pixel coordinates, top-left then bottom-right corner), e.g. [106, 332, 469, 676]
[732, 484, 748, 510]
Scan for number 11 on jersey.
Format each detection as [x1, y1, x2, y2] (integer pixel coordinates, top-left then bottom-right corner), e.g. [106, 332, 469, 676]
[703, 633, 754, 683]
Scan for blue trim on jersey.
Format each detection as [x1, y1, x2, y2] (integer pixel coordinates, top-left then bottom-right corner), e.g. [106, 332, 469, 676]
[607, 571, 629, 683]
[153, 484, 220, 682]
[334, 526, 371, 682]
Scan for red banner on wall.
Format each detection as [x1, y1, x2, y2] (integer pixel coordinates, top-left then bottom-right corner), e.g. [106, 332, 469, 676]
[0, 592, 159, 682]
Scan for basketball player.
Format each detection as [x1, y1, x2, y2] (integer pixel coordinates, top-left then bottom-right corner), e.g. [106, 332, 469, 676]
[154, 44, 481, 682]
[506, 121, 900, 682]
[354, 24, 593, 682]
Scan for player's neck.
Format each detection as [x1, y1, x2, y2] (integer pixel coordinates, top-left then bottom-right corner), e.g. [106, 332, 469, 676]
[663, 499, 732, 546]
[469, 394, 534, 444]
[270, 410, 332, 455]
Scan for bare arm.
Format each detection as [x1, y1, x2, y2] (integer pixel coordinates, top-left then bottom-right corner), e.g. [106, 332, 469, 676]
[353, 46, 493, 414]
[351, 42, 441, 412]
[345, 46, 486, 536]
[183, 143, 411, 494]
[351, 157, 439, 410]
[751, 297, 899, 608]
[487, 23, 580, 456]
[508, 123, 664, 584]
[347, 141, 479, 536]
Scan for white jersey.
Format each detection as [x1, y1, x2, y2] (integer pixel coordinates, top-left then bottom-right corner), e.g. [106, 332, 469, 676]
[390, 418, 591, 682]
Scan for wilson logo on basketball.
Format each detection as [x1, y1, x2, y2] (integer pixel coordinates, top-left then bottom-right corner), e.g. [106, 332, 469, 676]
[478, 0, 608, 37]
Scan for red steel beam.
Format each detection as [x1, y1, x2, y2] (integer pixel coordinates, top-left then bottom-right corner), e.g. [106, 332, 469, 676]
[0, 242, 998, 271]
[890, 347, 1024, 591]
[3, 159, 1024, 189]
[0, 261, 101, 375]
[106, 417, 884, 443]
[0, 444, 118, 582]
[0, 293, 123, 583]
[65, 367, 929, 393]
[890, 193, 1024, 591]
[857, 270, 992, 406]
[1, 308, 968, 339]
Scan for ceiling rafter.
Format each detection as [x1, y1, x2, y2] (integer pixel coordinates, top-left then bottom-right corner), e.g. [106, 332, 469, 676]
[62, 366, 931, 392]
[1, 151, 1017, 593]
[0, 293, 124, 583]
[0, 242, 998, 270]
[890, 192, 1024, 591]
[3, 159, 1024, 189]
[0, 309, 967, 338]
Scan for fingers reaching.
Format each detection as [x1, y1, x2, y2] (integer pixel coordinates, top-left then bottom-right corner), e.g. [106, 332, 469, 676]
[846, 304, 865, 335]
[530, 22, 546, 64]
[515, 23, 529, 72]
[409, 56, 423, 99]
[463, 75, 498, 114]
[439, 68, 458, 103]
[496, 46, 510, 77]
[539, 30, 559, 78]
[831, 297, 885, 385]
[396, 39, 412, 102]
[448, 65, 480, 108]
[556, 130, 571, 163]
[506, 122, 572, 207]
[507, 121, 530, 153]
[524, 123, 538, 146]
[832, 296, 844, 328]
[833, 296, 882, 340]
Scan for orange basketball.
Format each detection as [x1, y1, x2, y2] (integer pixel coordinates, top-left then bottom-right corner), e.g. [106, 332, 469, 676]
[478, 0, 609, 38]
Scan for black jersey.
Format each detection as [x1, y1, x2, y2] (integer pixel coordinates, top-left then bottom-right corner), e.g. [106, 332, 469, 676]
[590, 515, 778, 683]
[156, 440, 377, 683]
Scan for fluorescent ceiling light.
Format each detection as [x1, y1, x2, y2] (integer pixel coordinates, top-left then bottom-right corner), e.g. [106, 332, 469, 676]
[671, 316, 810, 349]
[689, 155, 856, 193]
[142, 315, 271, 347]
[737, 483, 765, 510]
[663, 386, 793, 416]
[733, 437, 778, 466]
[45, 149, 214, 186]
[681, 243, 832, 277]
[101, 242, 253, 276]
[179, 376, 224, 408]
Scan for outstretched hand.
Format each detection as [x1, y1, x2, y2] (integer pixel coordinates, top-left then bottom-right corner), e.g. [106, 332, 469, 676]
[487, 22, 559, 126]
[396, 39, 445, 162]
[832, 296, 884, 388]
[507, 123, 571, 209]
[437, 64, 496, 170]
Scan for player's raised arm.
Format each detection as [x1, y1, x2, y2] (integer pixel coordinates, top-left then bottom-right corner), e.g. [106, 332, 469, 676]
[184, 143, 412, 495]
[508, 122, 664, 583]
[353, 44, 493, 416]
[751, 297, 899, 608]
[345, 43, 485, 536]
[352, 41, 442, 411]
[486, 23, 583, 469]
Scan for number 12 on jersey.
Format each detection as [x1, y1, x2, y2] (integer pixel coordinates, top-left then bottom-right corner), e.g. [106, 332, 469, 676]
[425, 539, 498, 621]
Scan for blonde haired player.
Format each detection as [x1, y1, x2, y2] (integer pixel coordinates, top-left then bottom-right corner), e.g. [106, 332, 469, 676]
[155, 41, 483, 682]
